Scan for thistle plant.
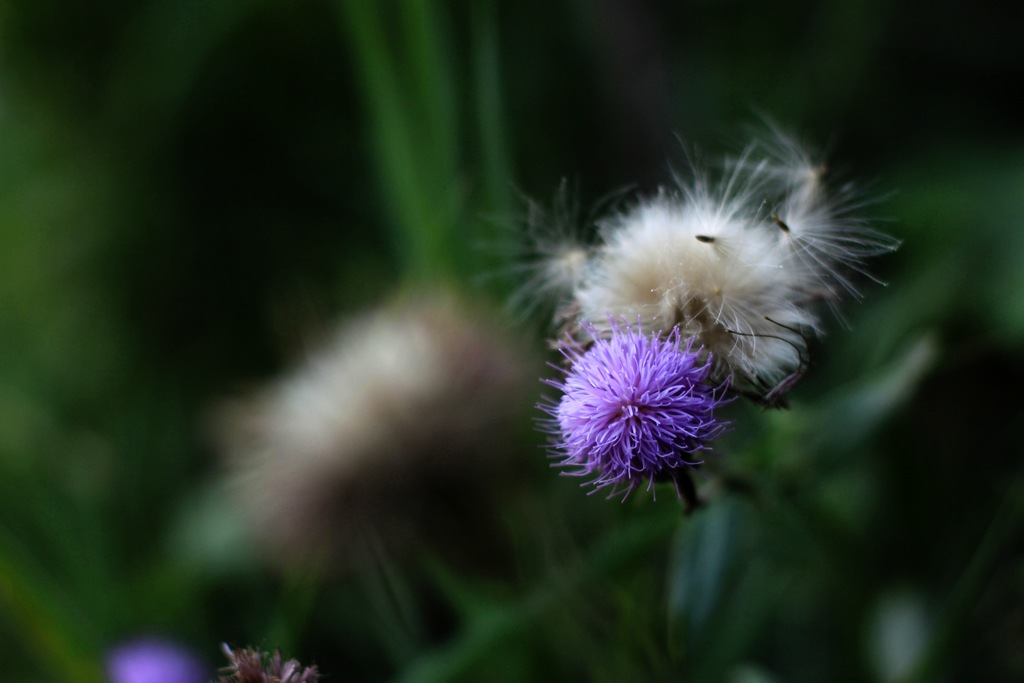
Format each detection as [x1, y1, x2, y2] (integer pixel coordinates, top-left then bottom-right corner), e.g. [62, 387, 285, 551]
[530, 127, 898, 498]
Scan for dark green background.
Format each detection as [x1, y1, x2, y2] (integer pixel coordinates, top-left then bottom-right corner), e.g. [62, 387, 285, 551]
[1, 1, 1022, 681]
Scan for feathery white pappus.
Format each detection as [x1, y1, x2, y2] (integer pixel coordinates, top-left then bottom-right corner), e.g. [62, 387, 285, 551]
[529, 128, 899, 404]
[503, 181, 595, 325]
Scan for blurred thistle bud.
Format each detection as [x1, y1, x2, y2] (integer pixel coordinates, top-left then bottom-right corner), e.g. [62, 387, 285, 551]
[525, 125, 898, 407]
[106, 638, 208, 683]
[215, 644, 319, 683]
[212, 290, 532, 569]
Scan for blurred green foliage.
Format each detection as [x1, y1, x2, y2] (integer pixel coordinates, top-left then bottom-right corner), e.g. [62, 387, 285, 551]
[2, 0, 1023, 681]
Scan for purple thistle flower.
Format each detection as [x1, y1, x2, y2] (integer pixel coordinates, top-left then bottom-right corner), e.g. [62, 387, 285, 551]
[106, 638, 208, 683]
[542, 321, 729, 498]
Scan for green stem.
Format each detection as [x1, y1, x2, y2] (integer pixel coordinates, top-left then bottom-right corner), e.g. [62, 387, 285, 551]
[337, 0, 458, 281]
[472, 0, 512, 218]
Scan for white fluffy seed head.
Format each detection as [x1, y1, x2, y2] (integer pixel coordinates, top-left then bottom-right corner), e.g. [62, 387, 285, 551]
[577, 192, 815, 390]
[539, 127, 897, 401]
[742, 129, 901, 300]
[213, 291, 530, 569]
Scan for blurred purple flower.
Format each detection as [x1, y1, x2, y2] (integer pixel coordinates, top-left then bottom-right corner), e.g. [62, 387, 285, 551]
[542, 321, 729, 497]
[106, 638, 208, 683]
